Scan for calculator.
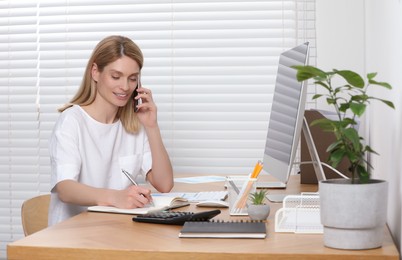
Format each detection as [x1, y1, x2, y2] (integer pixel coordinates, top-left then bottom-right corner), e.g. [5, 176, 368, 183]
[132, 209, 221, 225]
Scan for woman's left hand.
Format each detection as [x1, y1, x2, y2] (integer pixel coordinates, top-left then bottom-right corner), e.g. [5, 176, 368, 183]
[134, 86, 158, 128]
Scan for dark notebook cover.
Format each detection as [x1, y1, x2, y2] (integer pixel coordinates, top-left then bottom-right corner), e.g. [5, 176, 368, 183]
[179, 221, 266, 239]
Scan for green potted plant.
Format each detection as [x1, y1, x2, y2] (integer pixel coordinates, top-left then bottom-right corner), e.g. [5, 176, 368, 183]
[247, 190, 270, 221]
[293, 65, 394, 249]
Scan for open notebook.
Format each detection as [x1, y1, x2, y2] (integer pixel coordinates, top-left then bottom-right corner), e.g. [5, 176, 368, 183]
[88, 196, 189, 215]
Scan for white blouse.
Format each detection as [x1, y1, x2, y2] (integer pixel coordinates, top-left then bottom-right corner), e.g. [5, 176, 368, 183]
[48, 105, 151, 226]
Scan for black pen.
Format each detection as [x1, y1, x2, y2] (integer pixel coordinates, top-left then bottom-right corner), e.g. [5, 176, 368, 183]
[121, 169, 154, 206]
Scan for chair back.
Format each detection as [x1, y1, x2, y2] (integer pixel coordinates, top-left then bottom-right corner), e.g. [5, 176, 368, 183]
[21, 194, 51, 236]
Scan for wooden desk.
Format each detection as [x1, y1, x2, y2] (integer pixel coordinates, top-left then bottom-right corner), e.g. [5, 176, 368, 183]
[7, 175, 399, 260]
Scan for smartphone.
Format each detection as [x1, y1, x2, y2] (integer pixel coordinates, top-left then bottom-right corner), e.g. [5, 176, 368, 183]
[133, 75, 142, 112]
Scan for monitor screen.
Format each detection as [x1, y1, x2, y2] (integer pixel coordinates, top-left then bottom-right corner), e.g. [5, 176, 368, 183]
[262, 42, 310, 184]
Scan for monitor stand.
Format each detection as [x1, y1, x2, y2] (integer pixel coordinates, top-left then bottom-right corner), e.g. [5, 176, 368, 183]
[256, 181, 286, 189]
[266, 194, 288, 203]
[264, 117, 326, 203]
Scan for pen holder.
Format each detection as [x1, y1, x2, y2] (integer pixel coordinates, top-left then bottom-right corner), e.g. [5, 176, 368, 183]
[226, 176, 257, 216]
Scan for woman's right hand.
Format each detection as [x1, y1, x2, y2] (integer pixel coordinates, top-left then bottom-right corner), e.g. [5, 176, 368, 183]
[56, 180, 153, 209]
[112, 185, 153, 209]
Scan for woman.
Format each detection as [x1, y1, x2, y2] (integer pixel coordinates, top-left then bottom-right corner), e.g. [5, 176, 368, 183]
[48, 35, 173, 226]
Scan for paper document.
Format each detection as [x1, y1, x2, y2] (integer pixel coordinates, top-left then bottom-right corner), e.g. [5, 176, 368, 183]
[174, 176, 226, 184]
[154, 191, 228, 202]
[88, 196, 189, 215]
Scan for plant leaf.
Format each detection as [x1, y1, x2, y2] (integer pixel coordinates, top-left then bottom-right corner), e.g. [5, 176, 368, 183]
[371, 98, 395, 109]
[339, 103, 349, 112]
[356, 164, 369, 183]
[346, 151, 360, 163]
[312, 94, 323, 100]
[350, 102, 366, 117]
[329, 149, 346, 168]
[334, 70, 365, 88]
[310, 118, 336, 131]
[351, 94, 368, 102]
[343, 128, 361, 151]
[381, 99, 395, 109]
[326, 140, 343, 153]
[326, 98, 337, 105]
[367, 72, 377, 80]
[342, 118, 357, 127]
[314, 81, 331, 91]
[292, 65, 327, 81]
[369, 79, 392, 89]
[364, 145, 379, 155]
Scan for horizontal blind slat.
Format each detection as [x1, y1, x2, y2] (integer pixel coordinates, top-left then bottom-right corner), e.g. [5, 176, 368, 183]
[0, 1, 316, 258]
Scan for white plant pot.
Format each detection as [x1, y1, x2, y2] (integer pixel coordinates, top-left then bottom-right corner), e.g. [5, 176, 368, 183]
[247, 204, 270, 221]
[319, 178, 388, 250]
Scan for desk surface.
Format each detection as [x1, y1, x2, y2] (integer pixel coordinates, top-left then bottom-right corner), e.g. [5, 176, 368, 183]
[8, 175, 400, 260]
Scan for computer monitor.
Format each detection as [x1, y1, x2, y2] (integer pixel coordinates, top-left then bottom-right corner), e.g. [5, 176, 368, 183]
[258, 42, 313, 198]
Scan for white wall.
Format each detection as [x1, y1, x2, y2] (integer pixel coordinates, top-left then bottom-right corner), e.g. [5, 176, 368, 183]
[316, 0, 402, 256]
[315, 0, 365, 110]
[365, 0, 402, 256]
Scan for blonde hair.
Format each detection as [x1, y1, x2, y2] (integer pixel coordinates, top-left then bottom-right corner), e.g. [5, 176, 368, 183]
[59, 35, 144, 133]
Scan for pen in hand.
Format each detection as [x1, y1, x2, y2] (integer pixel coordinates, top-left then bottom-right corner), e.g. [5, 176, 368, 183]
[121, 169, 154, 206]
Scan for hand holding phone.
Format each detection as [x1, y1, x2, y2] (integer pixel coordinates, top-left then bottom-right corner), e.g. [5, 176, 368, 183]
[133, 75, 142, 112]
[133, 89, 142, 112]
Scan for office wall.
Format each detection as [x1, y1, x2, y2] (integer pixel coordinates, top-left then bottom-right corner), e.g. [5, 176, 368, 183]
[316, 0, 402, 256]
[315, 0, 365, 110]
[365, 0, 402, 256]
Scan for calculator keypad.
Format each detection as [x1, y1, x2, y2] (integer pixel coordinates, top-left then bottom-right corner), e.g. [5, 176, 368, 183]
[133, 210, 221, 225]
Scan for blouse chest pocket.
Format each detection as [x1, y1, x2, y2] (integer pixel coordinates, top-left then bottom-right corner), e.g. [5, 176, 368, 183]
[118, 154, 143, 179]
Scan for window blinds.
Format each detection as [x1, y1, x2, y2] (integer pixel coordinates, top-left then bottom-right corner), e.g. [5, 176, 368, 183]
[0, 0, 316, 257]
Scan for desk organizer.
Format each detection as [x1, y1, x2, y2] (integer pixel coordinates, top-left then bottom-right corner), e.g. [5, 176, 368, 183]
[226, 176, 257, 216]
[275, 192, 323, 234]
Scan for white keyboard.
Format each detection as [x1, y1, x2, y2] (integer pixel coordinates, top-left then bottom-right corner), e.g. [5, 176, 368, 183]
[256, 181, 286, 189]
[173, 191, 228, 202]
